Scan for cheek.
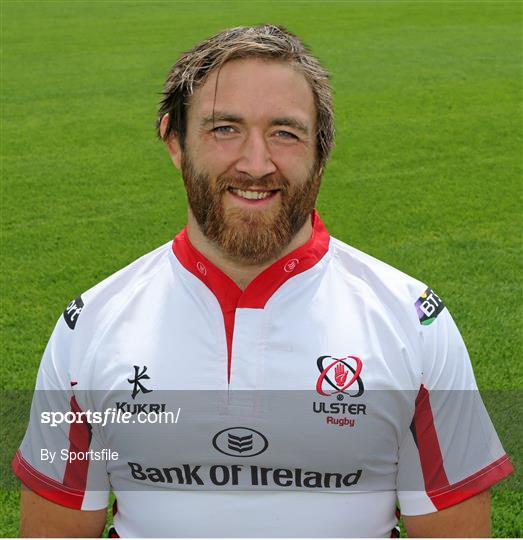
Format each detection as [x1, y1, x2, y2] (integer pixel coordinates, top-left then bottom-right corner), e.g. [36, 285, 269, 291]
[274, 154, 314, 182]
[195, 138, 243, 174]
[271, 139, 316, 171]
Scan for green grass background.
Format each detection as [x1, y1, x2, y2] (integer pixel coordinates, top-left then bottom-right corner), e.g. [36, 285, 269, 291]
[1, 0, 521, 536]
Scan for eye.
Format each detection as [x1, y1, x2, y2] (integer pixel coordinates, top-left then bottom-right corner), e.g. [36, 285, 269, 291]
[274, 130, 299, 140]
[211, 125, 236, 135]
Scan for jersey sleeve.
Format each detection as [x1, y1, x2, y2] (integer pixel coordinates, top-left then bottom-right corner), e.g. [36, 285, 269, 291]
[397, 289, 513, 515]
[11, 299, 110, 511]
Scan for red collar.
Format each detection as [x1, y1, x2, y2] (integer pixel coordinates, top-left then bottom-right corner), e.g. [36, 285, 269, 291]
[172, 210, 330, 312]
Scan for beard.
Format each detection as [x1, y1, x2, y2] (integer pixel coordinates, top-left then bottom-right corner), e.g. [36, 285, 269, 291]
[181, 153, 321, 265]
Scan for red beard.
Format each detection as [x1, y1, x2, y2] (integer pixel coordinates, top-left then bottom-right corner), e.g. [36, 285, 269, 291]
[181, 154, 321, 264]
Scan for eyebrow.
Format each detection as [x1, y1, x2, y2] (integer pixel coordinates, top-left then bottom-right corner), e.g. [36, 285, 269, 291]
[200, 112, 310, 135]
[271, 117, 310, 135]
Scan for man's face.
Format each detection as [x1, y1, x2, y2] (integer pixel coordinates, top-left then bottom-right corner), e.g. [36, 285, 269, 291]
[175, 58, 320, 264]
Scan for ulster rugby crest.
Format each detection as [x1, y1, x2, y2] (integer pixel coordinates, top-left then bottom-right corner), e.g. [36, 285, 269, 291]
[316, 355, 364, 397]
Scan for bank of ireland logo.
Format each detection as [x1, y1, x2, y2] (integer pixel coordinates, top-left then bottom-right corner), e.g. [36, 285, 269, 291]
[212, 427, 269, 457]
[128, 365, 152, 399]
[316, 355, 364, 397]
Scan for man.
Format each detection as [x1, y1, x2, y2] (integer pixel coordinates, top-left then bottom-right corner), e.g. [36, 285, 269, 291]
[13, 25, 512, 537]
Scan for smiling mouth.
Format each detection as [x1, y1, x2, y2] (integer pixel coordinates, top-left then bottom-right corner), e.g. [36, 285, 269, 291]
[228, 187, 280, 201]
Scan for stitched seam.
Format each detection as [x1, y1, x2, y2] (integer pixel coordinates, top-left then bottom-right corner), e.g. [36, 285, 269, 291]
[15, 453, 83, 497]
[428, 456, 510, 497]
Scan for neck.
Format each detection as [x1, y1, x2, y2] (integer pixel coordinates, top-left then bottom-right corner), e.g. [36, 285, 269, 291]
[185, 210, 314, 290]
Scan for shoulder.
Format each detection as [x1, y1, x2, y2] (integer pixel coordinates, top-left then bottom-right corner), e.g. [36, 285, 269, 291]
[328, 236, 429, 313]
[327, 236, 450, 361]
[53, 242, 175, 370]
[79, 241, 173, 318]
[327, 237, 468, 393]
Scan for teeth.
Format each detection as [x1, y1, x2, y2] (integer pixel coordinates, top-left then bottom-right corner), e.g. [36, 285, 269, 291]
[230, 189, 273, 200]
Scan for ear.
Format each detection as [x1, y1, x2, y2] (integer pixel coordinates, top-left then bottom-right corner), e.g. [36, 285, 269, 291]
[160, 113, 182, 170]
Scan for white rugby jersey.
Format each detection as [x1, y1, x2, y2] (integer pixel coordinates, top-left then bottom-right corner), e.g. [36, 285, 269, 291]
[13, 211, 512, 538]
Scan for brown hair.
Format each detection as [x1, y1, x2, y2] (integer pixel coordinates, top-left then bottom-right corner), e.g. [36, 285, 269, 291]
[156, 24, 334, 170]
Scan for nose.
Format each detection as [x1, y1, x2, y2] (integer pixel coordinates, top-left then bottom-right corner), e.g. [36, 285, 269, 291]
[235, 131, 277, 178]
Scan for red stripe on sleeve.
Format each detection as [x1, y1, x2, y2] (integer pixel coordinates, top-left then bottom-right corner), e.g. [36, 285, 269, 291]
[413, 385, 514, 511]
[62, 396, 92, 493]
[413, 384, 450, 494]
[427, 454, 514, 511]
[11, 450, 84, 510]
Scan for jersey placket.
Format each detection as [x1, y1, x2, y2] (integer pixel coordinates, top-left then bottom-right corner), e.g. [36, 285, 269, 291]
[172, 211, 331, 388]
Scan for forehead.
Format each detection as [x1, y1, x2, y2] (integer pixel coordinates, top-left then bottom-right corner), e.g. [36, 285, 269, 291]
[187, 58, 316, 127]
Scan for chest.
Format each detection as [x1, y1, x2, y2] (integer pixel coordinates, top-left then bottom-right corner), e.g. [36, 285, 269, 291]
[90, 274, 418, 393]
[81, 278, 419, 493]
